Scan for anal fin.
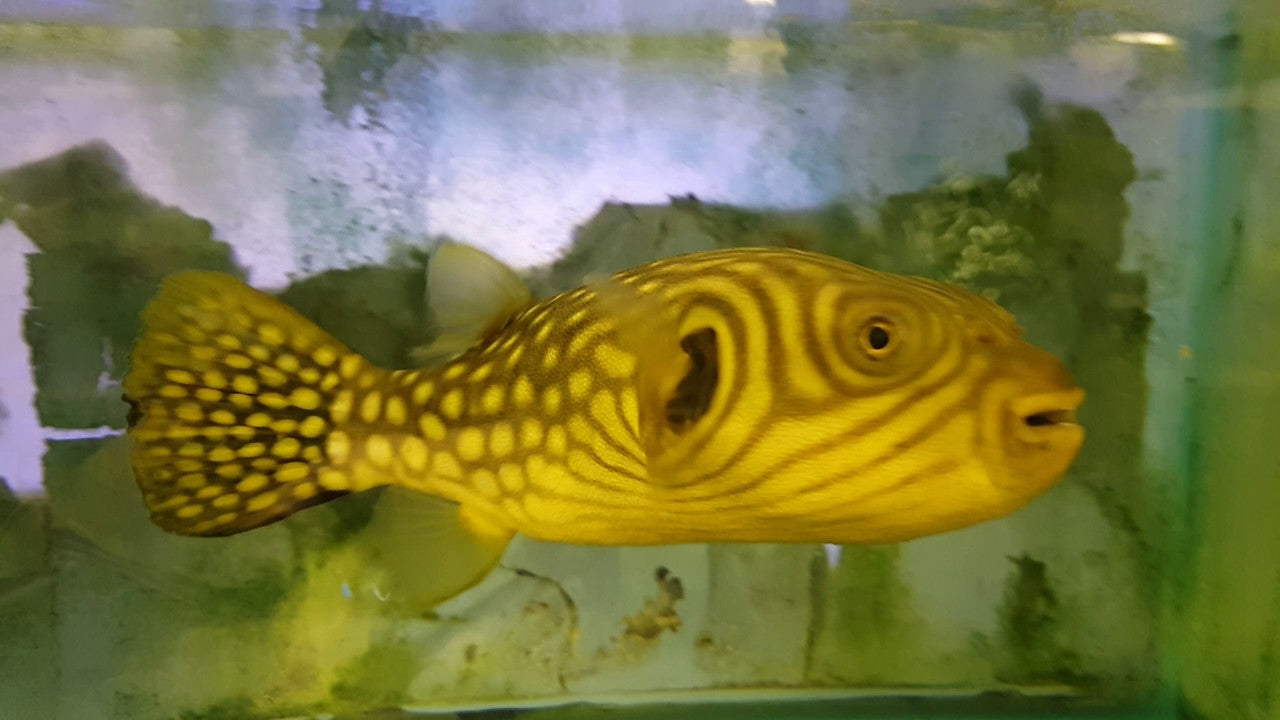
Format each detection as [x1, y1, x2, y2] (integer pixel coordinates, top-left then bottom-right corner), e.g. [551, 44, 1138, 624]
[590, 279, 699, 484]
[334, 485, 514, 611]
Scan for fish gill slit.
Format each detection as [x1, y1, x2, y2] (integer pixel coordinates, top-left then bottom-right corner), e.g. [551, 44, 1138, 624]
[664, 327, 719, 432]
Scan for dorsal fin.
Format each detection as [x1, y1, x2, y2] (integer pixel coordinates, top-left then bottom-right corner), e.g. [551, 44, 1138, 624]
[410, 241, 532, 365]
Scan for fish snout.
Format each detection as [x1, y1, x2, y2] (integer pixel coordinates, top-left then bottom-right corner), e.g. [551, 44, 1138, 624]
[986, 341, 1086, 495]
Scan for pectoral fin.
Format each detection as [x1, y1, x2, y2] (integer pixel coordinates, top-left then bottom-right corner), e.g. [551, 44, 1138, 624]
[590, 281, 687, 464]
[591, 280, 725, 488]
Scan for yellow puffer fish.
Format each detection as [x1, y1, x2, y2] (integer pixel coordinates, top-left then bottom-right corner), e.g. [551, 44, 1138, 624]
[123, 244, 1084, 605]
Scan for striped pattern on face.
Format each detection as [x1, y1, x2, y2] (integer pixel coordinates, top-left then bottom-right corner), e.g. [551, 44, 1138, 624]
[609, 251, 1005, 517]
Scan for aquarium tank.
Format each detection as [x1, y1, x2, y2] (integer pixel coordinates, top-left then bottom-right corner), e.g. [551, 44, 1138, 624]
[1, 1, 1277, 719]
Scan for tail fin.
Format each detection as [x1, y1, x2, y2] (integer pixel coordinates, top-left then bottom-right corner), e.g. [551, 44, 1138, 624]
[124, 271, 377, 536]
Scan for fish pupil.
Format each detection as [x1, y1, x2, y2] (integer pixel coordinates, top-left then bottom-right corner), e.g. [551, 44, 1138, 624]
[868, 325, 891, 350]
[665, 328, 719, 432]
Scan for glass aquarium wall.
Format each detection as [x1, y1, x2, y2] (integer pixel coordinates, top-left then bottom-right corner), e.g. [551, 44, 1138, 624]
[1175, 1, 1280, 718]
[0, 1, 1275, 719]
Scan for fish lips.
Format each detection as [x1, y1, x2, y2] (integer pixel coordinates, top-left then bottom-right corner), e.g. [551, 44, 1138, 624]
[1009, 387, 1086, 447]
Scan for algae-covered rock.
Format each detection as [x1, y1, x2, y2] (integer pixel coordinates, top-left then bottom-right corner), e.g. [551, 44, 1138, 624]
[45, 437, 298, 609]
[0, 480, 54, 720]
[876, 82, 1141, 323]
[525, 197, 868, 297]
[278, 260, 430, 369]
[0, 479, 48, 581]
[42, 436, 367, 718]
[525, 199, 735, 297]
[0, 142, 244, 430]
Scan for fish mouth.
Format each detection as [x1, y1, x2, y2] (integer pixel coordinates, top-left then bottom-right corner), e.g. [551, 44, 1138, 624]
[1010, 388, 1085, 441]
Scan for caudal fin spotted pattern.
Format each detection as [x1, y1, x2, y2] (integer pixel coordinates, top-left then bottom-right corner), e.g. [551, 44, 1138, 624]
[124, 271, 371, 536]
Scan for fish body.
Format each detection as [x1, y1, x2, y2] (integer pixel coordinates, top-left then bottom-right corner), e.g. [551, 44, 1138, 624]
[124, 246, 1084, 604]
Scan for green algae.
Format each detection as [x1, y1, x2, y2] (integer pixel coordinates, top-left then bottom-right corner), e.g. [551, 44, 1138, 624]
[176, 696, 258, 720]
[806, 546, 926, 685]
[0, 482, 54, 720]
[278, 262, 430, 370]
[994, 554, 1090, 685]
[329, 642, 423, 707]
[1175, 8, 1280, 718]
[0, 142, 243, 430]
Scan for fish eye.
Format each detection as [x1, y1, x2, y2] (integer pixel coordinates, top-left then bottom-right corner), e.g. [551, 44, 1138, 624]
[859, 318, 896, 357]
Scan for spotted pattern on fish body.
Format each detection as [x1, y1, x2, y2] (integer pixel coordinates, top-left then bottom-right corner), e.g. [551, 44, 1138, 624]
[383, 285, 652, 529]
[125, 276, 351, 535]
[125, 247, 1084, 594]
